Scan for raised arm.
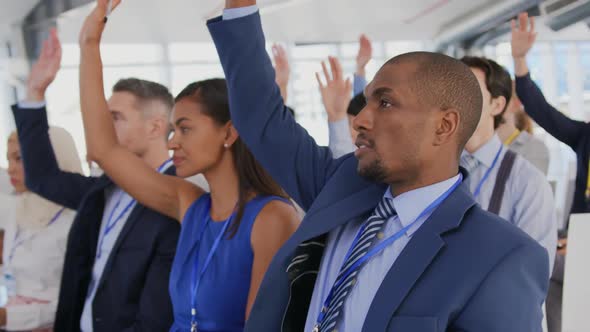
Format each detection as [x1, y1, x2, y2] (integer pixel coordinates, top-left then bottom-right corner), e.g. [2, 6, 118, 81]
[272, 44, 290, 104]
[354, 34, 372, 95]
[511, 12, 588, 148]
[316, 57, 356, 158]
[208, 1, 345, 210]
[12, 29, 96, 210]
[78, 0, 202, 221]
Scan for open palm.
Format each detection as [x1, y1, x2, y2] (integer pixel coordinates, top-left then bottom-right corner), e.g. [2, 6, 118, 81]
[356, 34, 372, 72]
[316, 56, 352, 122]
[511, 12, 537, 58]
[27, 28, 61, 99]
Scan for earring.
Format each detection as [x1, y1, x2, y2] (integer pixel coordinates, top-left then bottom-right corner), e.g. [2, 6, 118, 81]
[224, 143, 229, 148]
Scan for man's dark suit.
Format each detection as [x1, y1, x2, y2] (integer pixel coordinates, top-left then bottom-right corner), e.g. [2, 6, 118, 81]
[13, 105, 179, 332]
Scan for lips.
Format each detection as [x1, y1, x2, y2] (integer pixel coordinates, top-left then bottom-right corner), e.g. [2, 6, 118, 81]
[172, 156, 185, 166]
[354, 137, 373, 157]
[355, 135, 374, 148]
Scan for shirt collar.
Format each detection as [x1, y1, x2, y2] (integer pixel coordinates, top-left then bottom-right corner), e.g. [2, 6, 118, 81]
[471, 134, 503, 168]
[384, 174, 462, 235]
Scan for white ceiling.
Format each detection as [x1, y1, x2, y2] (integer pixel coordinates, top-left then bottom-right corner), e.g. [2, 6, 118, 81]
[1, 0, 589, 45]
[0, 0, 39, 38]
[54, 0, 507, 43]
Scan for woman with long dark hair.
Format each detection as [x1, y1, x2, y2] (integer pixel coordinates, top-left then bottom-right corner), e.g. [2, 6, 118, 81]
[76, 1, 300, 331]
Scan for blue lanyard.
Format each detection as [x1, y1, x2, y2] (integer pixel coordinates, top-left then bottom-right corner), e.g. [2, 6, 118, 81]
[96, 158, 173, 259]
[9, 207, 65, 263]
[473, 146, 503, 198]
[190, 213, 233, 331]
[315, 174, 463, 329]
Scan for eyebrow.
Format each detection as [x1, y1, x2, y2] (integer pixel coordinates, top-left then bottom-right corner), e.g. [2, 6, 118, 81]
[175, 117, 191, 126]
[110, 109, 124, 117]
[372, 87, 394, 98]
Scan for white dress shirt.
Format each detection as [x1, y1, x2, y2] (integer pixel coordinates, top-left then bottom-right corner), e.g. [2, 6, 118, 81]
[0, 193, 75, 331]
[0, 169, 12, 195]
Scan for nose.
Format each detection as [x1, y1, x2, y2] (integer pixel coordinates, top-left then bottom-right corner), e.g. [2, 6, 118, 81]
[352, 104, 373, 134]
[167, 132, 179, 150]
[7, 162, 16, 175]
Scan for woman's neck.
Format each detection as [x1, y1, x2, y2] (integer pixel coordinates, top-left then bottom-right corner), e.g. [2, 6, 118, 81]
[204, 152, 241, 221]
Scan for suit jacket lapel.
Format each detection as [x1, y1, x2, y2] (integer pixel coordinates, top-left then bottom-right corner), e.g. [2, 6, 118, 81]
[362, 183, 476, 331]
[80, 175, 114, 260]
[294, 184, 386, 245]
[280, 176, 385, 332]
[93, 166, 176, 292]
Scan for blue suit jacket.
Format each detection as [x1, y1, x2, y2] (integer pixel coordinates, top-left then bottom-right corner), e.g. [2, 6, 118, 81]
[208, 12, 549, 332]
[12, 105, 179, 332]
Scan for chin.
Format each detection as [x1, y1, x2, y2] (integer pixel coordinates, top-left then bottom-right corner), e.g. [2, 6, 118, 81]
[357, 160, 388, 183]
[175, 168, 190, 179]
[177, 165, 205, 180]
[13, 186, 28, 194]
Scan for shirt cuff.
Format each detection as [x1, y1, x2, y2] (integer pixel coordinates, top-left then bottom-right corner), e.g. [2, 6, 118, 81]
[329, 117, 350, 132]
[353, 74, 368, 96]
[222, 5, 259, 20]
[328, 118, 356, 158]
[18, 101, 46, 109]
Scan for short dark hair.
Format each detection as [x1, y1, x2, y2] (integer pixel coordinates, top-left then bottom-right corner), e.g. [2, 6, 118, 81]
[113, 78, 174, 112]
[384, 52, 483, 152]
[460, 56, 512, 129]
[348, 93, 366, 116]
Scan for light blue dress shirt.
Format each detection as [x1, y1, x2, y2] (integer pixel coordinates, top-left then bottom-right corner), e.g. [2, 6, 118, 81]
[80, 185, 136, 332]
[304, 175, 461, 332]
[353, 73, 367, 97]
[223, 5, 259, 20]
[328, 118, 356, 158]
[461, 135, 557, 272]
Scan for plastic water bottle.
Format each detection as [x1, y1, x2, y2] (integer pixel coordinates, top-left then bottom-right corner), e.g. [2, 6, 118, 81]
[4, 270, 17, 298]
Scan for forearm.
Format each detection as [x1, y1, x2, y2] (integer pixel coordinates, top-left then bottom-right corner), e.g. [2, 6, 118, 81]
[79, 43, 118, 162]
[515, 73, 585, 146]
[12, 105, 93, 208]
[278, 84, 288, 104]
[513, 56, 529, 77]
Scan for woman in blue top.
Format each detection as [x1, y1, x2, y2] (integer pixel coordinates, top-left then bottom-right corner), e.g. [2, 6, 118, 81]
[76, 1, 301, 331]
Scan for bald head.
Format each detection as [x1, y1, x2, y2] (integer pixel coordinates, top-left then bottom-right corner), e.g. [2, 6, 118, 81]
[385, 52, 483, 151]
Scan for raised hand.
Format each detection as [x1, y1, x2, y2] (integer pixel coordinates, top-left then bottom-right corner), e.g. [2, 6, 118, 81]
[316, 56, 352, 122]
[356, 34, 372, 77]
[79, 0, 121, 45]
[26, 28, 61, 102]
[511, 12, 537, 59]
[272, 44, 290, 103]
